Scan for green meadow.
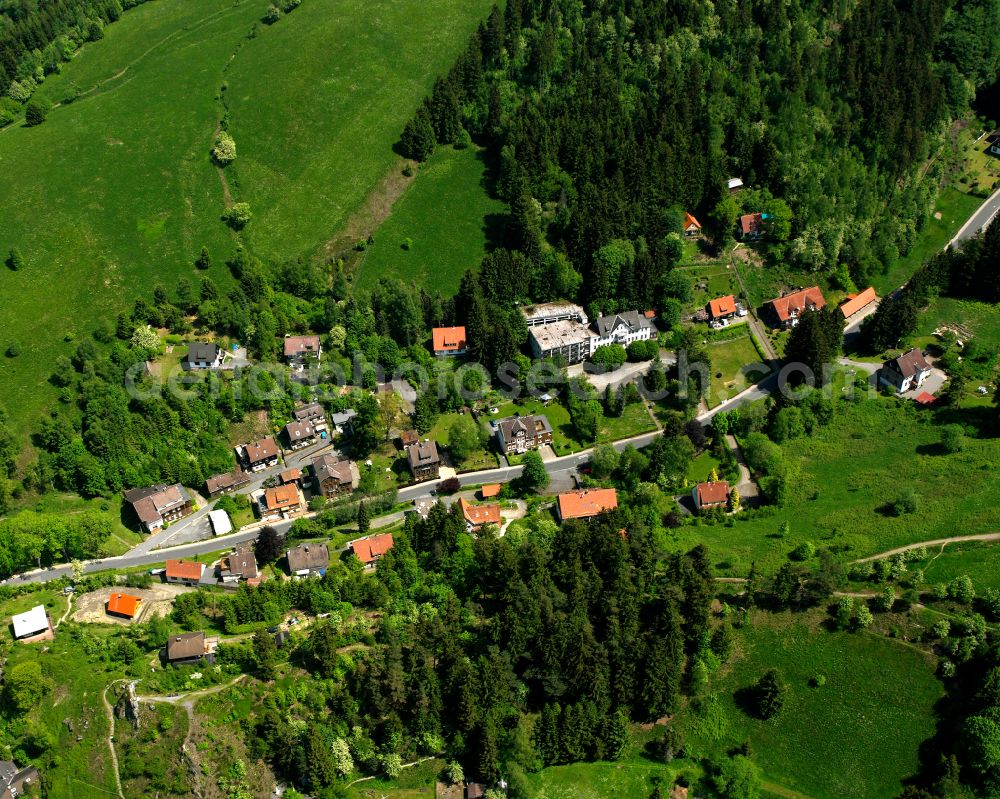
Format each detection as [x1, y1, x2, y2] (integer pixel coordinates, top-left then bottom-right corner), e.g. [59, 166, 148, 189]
[355, 144, 507, 294]
[677, 610, 943, 799]
[673, 395, 1000, 575]
[0, 0, 493, 433]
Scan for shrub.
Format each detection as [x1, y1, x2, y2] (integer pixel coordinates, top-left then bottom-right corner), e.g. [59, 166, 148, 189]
[888, 487, 919, 516]
[263, 5, 281, 23]
[24, 99, 50, 127]
[6, 248, 24, 270]
[790, 541, 815, 561]
[932, 619, 951, 639]
[855, 605, 874, 629]
[401, 237, 413, 251]
[810, 673, 826, 687]
[4, 342, 19, 358]
[222, 202, 252, 229]
[454, 128, 472, 149]
[591, 343, 627, 370]
[940, 424, 965, 453]
[947, 574, 975, 604]
[212, 131, 237, 165]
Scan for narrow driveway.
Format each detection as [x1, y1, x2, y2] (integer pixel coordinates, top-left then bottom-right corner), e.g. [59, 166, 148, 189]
[950, 186, 1000, 246]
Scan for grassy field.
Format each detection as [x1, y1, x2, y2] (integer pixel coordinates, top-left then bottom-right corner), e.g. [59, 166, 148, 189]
[679, 261, 740, 317]
[672, 394, 1000, 575]
[706, 334, 769, 408]
[429, 411, 499, 471]
[687, 449, 723, 483]
[0, 0, 494, 434]
[677, 609, 943, 799]
[527, 761, 685, 799]
[913, 541, 1000, 593]
[356, 145, 507, 294]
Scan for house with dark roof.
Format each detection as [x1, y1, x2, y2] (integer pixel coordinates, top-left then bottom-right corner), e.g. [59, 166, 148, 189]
[183, 342, 223, 370]
[165, 631, 211, 665]
[312, 453, 357, 497]
[764, 286, 827, 329]
[692, 481, 730, 512]
[349, 533, 395, 569]
[220, 545, 260, 586]
[407, 440, 441, 482]
[0, 760, 40, 799]
[282, 420, 317, 450]
[287, 543, 329, 576]
[205, 469, 250, 497]
[124, 483, 194, 533]
[432, 326, 467, 357]
[592, 310, 656, 348]
[683, 211, 702, 237]
[239, 437, 279, 472]
[494, 414, 553, 455]
[330, 408, 357, 435]
[283, 335, 321, 367]
[879, 348, 932, 393]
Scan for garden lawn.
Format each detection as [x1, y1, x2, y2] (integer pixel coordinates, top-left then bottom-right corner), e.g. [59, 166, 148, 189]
[677, 609, 943, 799]
[596, 402, 658, 444]
[527, 761, 687, 799]
[670, 395, 1000, 576]
[706, 335, 769, 409]
[355, 145, 507, 294]
[428, 411, 498, 472]
[0, 0, 494, 433]
[679, 262, 740, 317]
[687, 450, 723, 483]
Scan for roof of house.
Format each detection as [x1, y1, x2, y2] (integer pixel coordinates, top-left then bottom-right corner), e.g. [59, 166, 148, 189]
[529, 319, 596, 350]
[351, 533, 395, 565]
[313, 453, 353, 486]
[497, 414, 552, 442]
[768, 286, 827, 322]
[708, 294, 737, 318]
[683, 211, 701, 230]
[283, 420, 315, 442]
[244, 437, 279, 464]
[727, 177, 744, 190]
[294, 402, 325, 422]
[914, 391, 938, 405]
[208, 509, 233, 534]
[280, 467, 303, 484]
[283, 335, 321, 357]
[739, 212, 764, 235]
[222, 546, 258, 579]
[643, 309, 657, 319]
[889, 347, 931, 378]
[165, 559, 205, 581]
[11, 605, 48, 638]
[107, 593, 142, 618]
[558, 488, 619, 520]
[124, 483, 190, 525]
[839, 286, 878, 318]
[330, 408, 357, 426]
[185, 342, 220, 362]
[205, 470, 248, 494]
[432, 326, 467, 352]
[264, 484, 300, 511]
[166, 631, 205, 661]
[520, 301, 587, 324]
[696, 481, 730, 506]
[400, 429, 419, 446]
[287, 543, 330, 573]
[593, 309, 654, 336]
[407, 440, 440, 470]
[458, 497, 502, 528]
[480, 483, 502, 498]
[0, 762, 39, 798]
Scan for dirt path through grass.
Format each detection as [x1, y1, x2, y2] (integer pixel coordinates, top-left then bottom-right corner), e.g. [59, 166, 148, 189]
[101, 681, 128, 799]
[854, 532, 1000, 563]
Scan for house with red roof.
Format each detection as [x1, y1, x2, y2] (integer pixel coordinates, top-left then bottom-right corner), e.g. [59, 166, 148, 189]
[682, 212, 702, 237]
[106, 593, 142, 620]
[350, 533, 395, 569]
[764, 286, 826, 329]
[692, 481, 730, 512]
[707, 295, 738, 322]
[557, 488, 618, 521]
[838, 287, 878, 320]
[283, 335, 321, 367]
[457, 498, 502, 532]
[165, 559, 205, 586]
[432, 326, 467, 357]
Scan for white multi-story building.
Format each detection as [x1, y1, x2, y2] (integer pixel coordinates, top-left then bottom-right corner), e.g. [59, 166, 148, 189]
[591, 311, 656, 349]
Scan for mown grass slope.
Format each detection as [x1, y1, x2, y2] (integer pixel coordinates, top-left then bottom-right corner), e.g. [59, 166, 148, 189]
[0, 0, 493, 433]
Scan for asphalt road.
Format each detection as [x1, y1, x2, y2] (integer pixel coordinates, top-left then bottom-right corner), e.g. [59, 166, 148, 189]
[950, 186, 1000, 246]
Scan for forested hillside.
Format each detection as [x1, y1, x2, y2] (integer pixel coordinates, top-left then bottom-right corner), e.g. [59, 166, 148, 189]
[400, 0, 1000, 321]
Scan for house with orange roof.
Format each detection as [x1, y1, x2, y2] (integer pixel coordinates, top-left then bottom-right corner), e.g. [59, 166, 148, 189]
[457, 497, 502, 532]
[738, 212, 766, 239]
[349, 533, 395, 569]
[106, 593, 142, 620]
[838, 287, 878, 320]
[556, 488, 618, 521]
[692, 481, 730, 512]
[165, 559, 205, 586]
[432, 326, 467, 357]
[283, 334, 322, 367]
[479, 483, 502, 499]
[764, 286, 826, 329]
[682, 212, 702, 237]
[707, 294, 738, 323]
[260, 483, 302, 520]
